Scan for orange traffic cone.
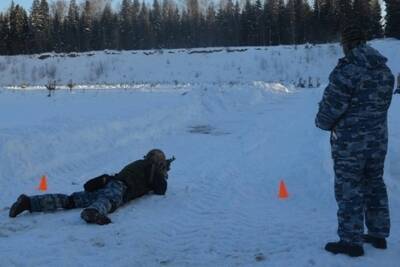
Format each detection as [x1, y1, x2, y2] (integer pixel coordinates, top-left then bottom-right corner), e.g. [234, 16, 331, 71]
[37, 175, 48, 192]
[278, 180, 289, 199]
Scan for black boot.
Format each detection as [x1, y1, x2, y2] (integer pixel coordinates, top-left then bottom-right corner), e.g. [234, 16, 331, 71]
[363, 234, 387, 249]
[80, 208, 111, 225]
[9, 194, 31, 218]
[325, 241, 364, 257]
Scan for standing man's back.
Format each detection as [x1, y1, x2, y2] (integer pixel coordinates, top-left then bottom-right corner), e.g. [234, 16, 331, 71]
[320, 44, 394, 157]
[316, 25, 394, 257]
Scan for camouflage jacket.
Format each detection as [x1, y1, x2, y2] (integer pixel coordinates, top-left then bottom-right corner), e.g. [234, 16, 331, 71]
[315, 44, 394, 157]
[114, 159, 168, 201]
[396, 73, 400, 94]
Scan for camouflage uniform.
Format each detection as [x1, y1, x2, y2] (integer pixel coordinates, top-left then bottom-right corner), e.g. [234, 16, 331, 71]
[28, 160, 168, 218]
[395, 73, 400, 94]
[30, 180, 127, 216]
[316, 44, 394, 245]
[9, 150, 171, 224]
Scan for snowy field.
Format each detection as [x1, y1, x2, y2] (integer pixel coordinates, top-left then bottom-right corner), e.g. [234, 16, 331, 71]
[0, 40, 399, 266]
[0, 39, 398, 88]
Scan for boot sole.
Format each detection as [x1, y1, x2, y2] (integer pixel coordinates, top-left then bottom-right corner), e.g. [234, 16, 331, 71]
[9, 194, 29, 218]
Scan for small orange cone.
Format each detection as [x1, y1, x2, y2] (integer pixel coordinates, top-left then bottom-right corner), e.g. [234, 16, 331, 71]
[37, 175, 48, 192]
[278, 180, 289, 199]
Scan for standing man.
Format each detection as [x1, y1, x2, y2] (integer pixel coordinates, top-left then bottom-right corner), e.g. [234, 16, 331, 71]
[315, 25, 394, 257]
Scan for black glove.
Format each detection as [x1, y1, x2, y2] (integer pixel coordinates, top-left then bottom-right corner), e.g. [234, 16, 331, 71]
[84, 174, 112, 192]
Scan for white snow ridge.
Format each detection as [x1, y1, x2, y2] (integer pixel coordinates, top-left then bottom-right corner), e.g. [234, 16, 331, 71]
[0, 40, 400, 267]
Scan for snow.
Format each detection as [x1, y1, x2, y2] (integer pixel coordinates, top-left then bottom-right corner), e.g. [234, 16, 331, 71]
[0, 39, 397, 88]
[0, 39, 399, 266]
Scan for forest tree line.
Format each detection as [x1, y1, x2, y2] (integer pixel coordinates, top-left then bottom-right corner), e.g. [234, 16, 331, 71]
[0, 0, 399, 55]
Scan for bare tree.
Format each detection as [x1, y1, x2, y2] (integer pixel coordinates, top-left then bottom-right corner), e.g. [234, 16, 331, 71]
[83, 0, 112, 17]
[50, 0, 67, 21]
[46, 80, 56, 97]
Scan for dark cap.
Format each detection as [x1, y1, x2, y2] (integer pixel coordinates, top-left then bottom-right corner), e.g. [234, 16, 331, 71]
[145, 149, 166, 165]
[341, 25, 366, 45]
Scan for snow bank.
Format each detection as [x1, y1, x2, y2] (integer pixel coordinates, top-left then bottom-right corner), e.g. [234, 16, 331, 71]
[0, 39, 399, 88]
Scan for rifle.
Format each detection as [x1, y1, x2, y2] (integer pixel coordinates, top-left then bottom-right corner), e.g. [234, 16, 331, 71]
[166, 156, 176, 172]
[149, 156, 176, 183]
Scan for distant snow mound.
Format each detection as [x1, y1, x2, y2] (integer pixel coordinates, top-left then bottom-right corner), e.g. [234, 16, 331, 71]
[253, 81, 294, 93]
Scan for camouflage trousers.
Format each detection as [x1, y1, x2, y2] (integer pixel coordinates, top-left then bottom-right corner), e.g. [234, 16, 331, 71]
[333, 154, 390, 245]
[30, 180, 127, 216]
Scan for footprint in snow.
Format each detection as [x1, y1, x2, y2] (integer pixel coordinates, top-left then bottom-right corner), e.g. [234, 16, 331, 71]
[254, 252, 266, 262]
[91, 237, 105, 248]
[308, 259, 316, 266]
[159, 259, 172, 265]
[0, 221, 31, 236]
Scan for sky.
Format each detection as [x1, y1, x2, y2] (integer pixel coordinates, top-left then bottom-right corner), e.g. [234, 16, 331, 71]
[1, 0, 115, 12]
[1, 0, 40, 11]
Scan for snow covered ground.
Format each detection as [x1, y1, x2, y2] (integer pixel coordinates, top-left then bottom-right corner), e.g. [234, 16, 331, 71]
[0, 40, 399, 266]
[0, 39, 399, 88]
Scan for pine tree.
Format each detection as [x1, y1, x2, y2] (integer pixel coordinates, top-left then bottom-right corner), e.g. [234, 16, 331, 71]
[264, 0, 280, 45]
[254, 0, 263, 45]
[119, 0, 132, 50]
[137, 2, 150, 49]
[0, 0, 388, 54]
[336, 0, 352, 31]
[384, 0, 400, 39]
[39, 0, 50, 45]
[131, 0, 141, 49]
[30, 0, 50, 53]
[170, 5, 181, 48]
[369, 0, 383, 39]
[217, 0, 237, 46]
[101, 3, 117, 49]
[150, 0, 162, 48]
[311, 0, 322, 42]
[51, 6, 63, 52]
[29, 0, 40, 52]
[198, 11, 208, 47]
[326, 0, 338, 42]
[314, 0, 338, 43]
[241, 0, 257, 45]
[0, 13, 9, 54]
[302, 1, 313, 44]
[277, 0, 287, 44]
[161, 0, 170, 47]
[66, 0, 80, 51]
[287, 0, 296, 44]
[80, 0, 93, 51]
[91, 17, 102, 50]
[186, 0, 200, 46]
[205, 3, 217, 46]
[353, 0, 372, 39]
[233, 1, 241, 46]
[294, 0, 308, 44]
[9, 4, 29, 54]
[180, 9, 190, 47]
